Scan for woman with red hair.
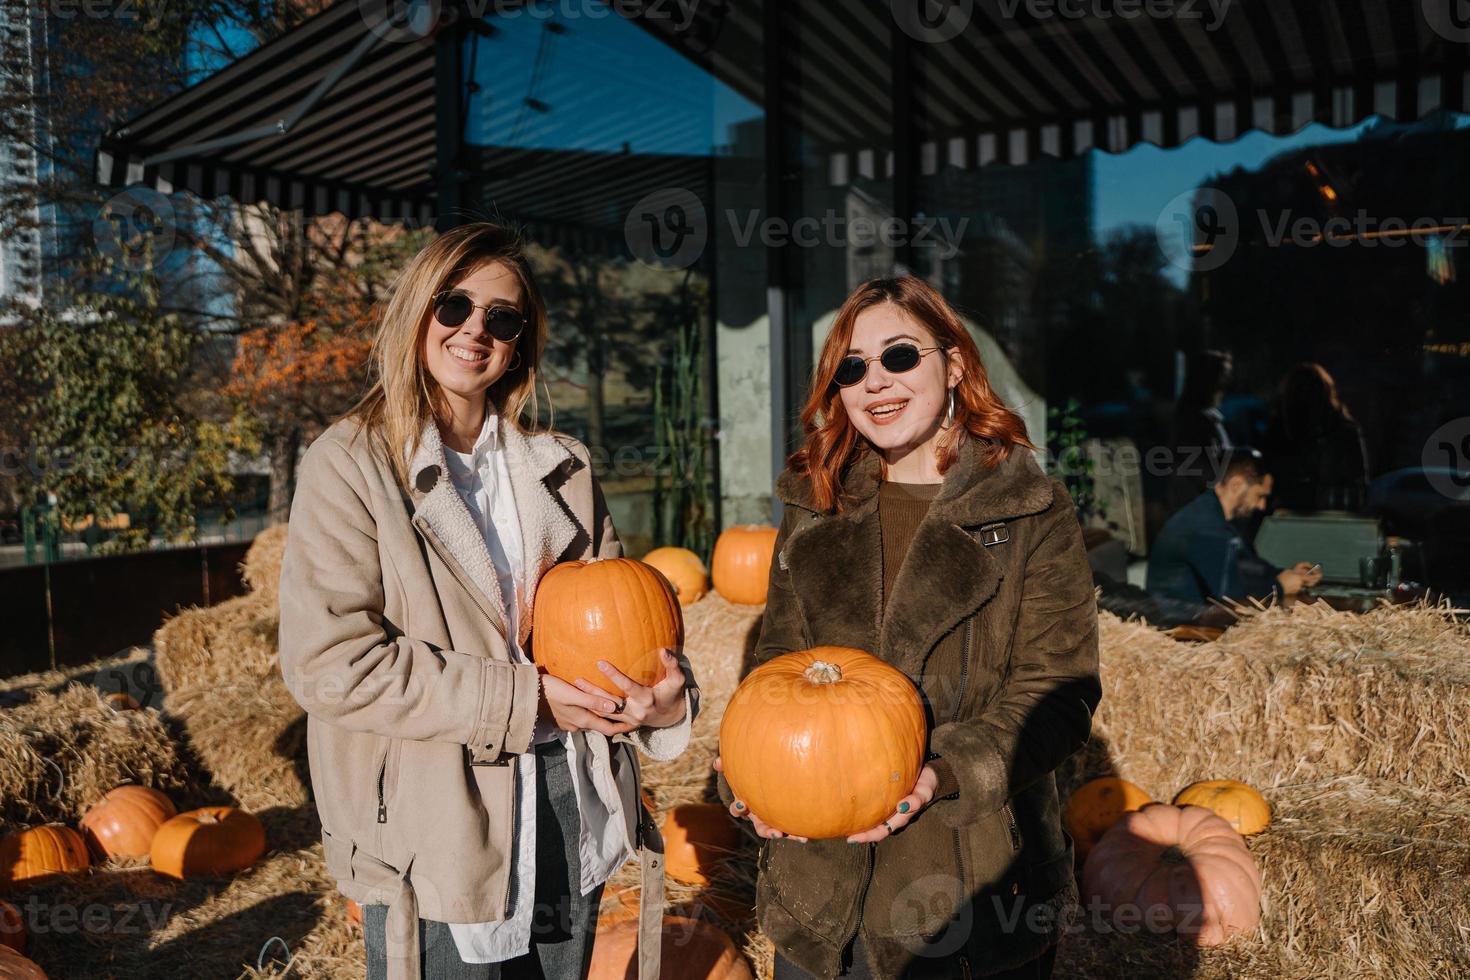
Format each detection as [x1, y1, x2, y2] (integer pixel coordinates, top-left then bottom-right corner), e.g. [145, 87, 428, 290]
[715, 275, 1101, 979]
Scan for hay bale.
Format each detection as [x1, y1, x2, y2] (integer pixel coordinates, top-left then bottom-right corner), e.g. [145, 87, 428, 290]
[1059, 599, 1470, 802]
[0, 681, 198, 836]
[240, 524, 288, 609]
[151, 592, 306, 812]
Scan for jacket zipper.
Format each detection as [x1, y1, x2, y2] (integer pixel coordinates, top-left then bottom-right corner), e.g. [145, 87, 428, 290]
[412, 516, 509, 642]
[376, 747, 389, 824]
[1003, 802, 1022, 852]
[950, 615, 973, 952]
[839, 841, 877, 963]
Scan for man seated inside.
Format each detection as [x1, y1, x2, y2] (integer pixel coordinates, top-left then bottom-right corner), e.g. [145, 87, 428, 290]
[1147, 447, 1323, 605]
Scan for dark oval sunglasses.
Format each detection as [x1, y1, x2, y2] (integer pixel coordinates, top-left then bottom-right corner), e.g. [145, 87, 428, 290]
[432, 291, 527, 343]
[832, 342, 944, 388]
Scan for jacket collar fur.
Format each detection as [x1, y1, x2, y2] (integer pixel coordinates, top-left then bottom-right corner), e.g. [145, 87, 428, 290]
[402, 412, 583, 649]
[772, 433, 1058, 677]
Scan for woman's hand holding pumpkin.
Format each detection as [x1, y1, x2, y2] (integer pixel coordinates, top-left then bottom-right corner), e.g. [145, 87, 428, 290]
[571, 647, 688, 729]
[844, 765, 939, 843]
[539, 672, 640, 737]
[712, 754, 810, 842]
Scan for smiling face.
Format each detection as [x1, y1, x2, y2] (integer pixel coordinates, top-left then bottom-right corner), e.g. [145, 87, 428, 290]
[837, 302, 962, 461]
[421, 259, 524, 404]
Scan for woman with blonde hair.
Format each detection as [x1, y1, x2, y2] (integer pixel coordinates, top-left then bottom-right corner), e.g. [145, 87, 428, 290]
[715, 275, 1100, 979]
[278, 222, 699, 980]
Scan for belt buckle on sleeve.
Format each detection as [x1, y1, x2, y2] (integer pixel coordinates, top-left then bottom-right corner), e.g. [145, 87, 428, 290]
[978, 522, 1009, 547]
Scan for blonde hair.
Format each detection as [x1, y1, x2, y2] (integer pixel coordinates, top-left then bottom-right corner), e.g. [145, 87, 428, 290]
[340, 222, 551, 493]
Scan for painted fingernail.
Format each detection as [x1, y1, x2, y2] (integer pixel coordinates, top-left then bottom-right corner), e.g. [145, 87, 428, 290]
[734, 801, 745, 810]
[898, 802, 911, 813]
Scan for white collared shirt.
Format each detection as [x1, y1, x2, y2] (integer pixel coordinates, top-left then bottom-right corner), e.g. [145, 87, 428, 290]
[439, 405, 632, 963]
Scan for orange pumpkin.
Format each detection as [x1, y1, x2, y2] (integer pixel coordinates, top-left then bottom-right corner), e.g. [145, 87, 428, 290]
[104, 692, 139, 711]
[150, 807, 266, 880]
[1082, 803, 1262, 947]
[589, 915, 752, 980]
[1172, 780, 1271, 836]
[80, 785, 177, 860]
[710, 525, 778, 605]
[0, 825, 89, 887]
[641, 547, 709, 606]
[345, 898, 363, 929]
[0, 947, 44, 980]
[531, 557, 683, 699]
[0, 901, 25, 954]
[662, 804, 743, 886]
[1064, 777, 1154, 864]
[718, 647, 926, 840]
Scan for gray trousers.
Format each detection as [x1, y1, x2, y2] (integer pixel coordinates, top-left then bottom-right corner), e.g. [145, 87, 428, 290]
[364, 738, 605, 980]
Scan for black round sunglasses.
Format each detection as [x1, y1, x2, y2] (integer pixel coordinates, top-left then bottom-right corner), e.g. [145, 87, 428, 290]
[432, 291, 527, 342]
[832, 342, 944, 388]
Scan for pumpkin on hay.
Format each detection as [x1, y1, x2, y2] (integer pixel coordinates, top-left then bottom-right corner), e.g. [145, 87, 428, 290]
[590, 914, 752, 980]
[0, 901, 25, 954]
[1064, 776, 1154, 864]
[345, 898, 363, 929]
[1172, 779, 1271, 836]
[532, 557, 683, 699]
[0, 825, 89, 887]
[80, 785, 177, 860]
[150, 807, 266, 880]
[0, 947, 44, 980]
[642, 547, 710, 606]
[662, 803, 743, 886]
[710, 525, 778, 605]
[104, 692, 140, 711]
[718, 647, 925, 840]
[1081, 803, 1262, 948]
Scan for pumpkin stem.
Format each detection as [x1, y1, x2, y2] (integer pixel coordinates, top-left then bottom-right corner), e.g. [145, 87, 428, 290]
[803, 660, 843, 685]
[1160, 845, 1186, 865]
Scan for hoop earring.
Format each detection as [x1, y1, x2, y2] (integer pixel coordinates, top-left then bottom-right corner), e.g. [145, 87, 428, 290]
[940, 388, 956, 429]
[508, 349, 522, 372]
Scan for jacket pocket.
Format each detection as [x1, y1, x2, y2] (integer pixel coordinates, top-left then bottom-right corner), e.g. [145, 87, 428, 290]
[374, 737, 403, 824]
[761, 836, 861, 942]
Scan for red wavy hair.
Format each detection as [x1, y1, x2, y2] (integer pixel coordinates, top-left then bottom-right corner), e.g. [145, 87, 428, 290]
[786, 275, 1036, 513]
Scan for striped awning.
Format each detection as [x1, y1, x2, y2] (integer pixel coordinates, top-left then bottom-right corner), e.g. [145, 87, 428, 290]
[96, 0, 1469, 217]
[94, 0, 442, 222]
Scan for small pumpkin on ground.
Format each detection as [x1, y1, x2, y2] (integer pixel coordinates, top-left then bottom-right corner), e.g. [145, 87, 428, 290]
[150, 807, 266, 880]
[1172, 779, 1271, 836]
[641, 547, 710, 606]
[718, 647, 925, 840]
[0, 947, 45, 980]
[80, 785, 177, 860]
[345, 898, 363, 929]
[1081, 802, 1263, 947]
[531, 557, 683, 699]
[661, 803, 743, 886]
[710, 525, 779, 605]
[1064, 776, 1154, 864]
[103, 692, 140, 711]
[0, 826, 89, 887]
[589, 914, 752, 980]
[0, 901, 25, 954]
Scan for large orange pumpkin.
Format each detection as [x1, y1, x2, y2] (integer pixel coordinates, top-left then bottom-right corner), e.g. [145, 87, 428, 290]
[0, 825, 89, 887]
[1081, 803, 1263, 947]
[0, 947, 45, 980]
[150, 807, 266, 880]
[80, 785, 177, 860]
[718, 647, 926, 840]
[1172, 779, 1271, 836]
[662, 804, 743, 886]
[1064, 776, 1154, 864]
[641, 547, 709, 606]
[0, 901, 25, 954]
[589, 915, 752, 980]
[532, 557, 683, 699]
[710, 525, 778, 605]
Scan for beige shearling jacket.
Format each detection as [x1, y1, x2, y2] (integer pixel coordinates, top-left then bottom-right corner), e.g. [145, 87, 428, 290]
[277, 412, 700, 980]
